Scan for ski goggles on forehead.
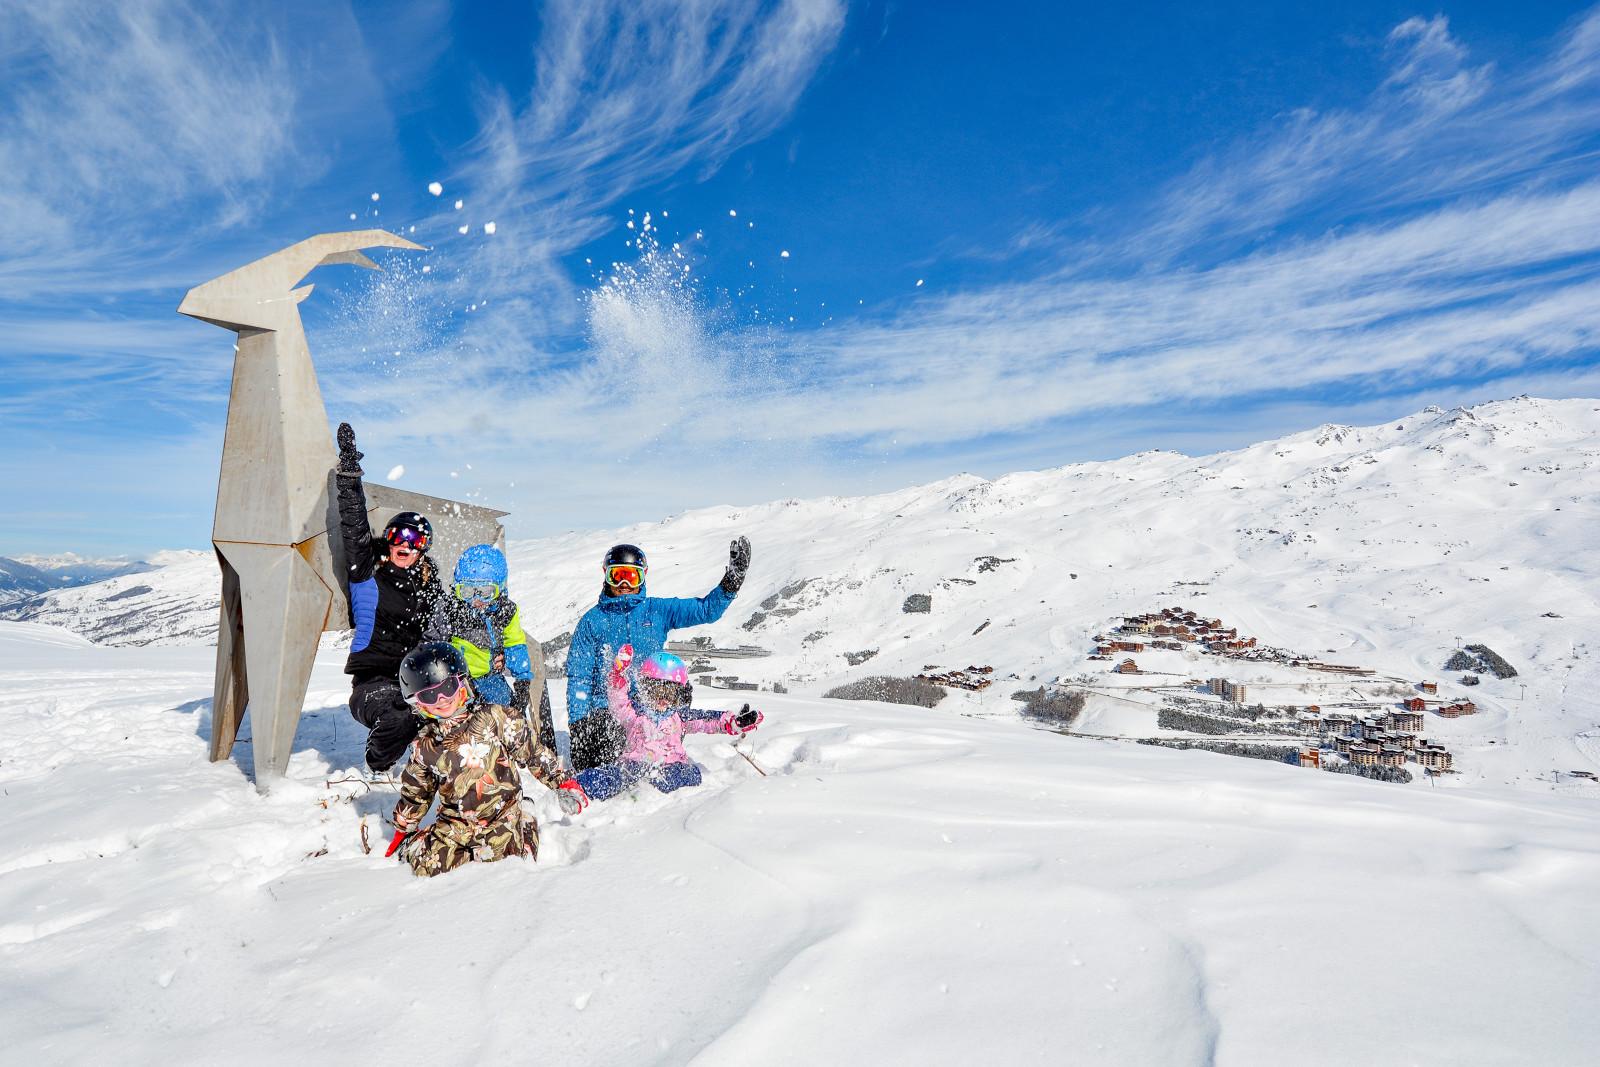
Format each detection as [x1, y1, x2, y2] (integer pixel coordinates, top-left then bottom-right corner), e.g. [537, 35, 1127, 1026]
[454, 582, 500, 602]
[606, 564, 645, 586]
[404, 673, 465, 712]
[386, 526, 430, 551]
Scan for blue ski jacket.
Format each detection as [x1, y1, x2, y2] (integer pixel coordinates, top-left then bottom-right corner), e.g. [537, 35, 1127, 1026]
[565, 581, 733, 724]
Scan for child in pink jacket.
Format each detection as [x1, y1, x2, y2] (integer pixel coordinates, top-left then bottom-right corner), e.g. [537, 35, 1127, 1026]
[575, 644, 762, 801]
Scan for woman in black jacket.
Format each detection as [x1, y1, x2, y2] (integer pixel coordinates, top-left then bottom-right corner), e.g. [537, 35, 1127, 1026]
[336, 423, 444, 771]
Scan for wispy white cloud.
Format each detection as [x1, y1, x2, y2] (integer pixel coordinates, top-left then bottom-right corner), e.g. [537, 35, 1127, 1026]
[0, 1, 298, 269]
[432, 0, 848, 356]
[1131, 12, 1597, 263]
[347, 7, 1600, 539]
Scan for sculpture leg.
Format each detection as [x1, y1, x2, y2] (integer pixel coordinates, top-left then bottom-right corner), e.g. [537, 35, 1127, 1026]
[209, 555, 249, 762]
[216, 542, 333, 788]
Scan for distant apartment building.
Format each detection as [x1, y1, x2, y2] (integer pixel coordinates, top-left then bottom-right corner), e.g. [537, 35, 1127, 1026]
[1206, 678, 1248, 702]
[1436, 701, 1478, 718]
[1387, 710, 1425, 732]
[1416, 745, 1454, 771]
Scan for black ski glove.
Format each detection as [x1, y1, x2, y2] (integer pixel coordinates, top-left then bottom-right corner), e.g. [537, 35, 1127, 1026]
[720, 536, 752, 596]
[336, 421, 364, 477]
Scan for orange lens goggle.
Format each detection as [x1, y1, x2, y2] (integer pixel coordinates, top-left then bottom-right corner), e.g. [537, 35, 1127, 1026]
[606, 564, 644, 587]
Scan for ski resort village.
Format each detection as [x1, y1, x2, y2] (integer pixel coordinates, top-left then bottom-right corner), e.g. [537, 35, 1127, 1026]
[1076, 605, 1470, 780]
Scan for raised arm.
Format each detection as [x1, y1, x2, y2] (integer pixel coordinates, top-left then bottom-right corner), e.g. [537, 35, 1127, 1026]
[657, 537, 751, 629]
[335, 422, 379, 586]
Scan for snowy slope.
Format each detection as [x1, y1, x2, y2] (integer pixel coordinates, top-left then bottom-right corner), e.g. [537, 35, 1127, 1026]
[503, 396, 1600, 793]
[0, 620, 1596, 1064]
[9, 397, 1598, 789]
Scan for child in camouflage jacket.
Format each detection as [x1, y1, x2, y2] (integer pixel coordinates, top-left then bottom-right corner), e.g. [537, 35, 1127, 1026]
[386, 642, 588, 878]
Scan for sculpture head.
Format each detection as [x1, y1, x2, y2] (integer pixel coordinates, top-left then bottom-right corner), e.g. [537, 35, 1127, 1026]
[177, 230, 425, 334]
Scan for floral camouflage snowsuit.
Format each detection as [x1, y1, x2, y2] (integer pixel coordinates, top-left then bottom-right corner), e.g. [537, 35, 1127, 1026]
[392, 700, 572, 878]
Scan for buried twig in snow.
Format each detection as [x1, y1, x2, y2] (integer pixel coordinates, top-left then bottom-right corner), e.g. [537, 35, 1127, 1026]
[359, 818, 372, 855]
[733, 739, 768, 777]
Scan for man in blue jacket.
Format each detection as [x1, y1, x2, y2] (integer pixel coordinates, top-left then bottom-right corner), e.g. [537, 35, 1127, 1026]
[566, 538, 751, 771]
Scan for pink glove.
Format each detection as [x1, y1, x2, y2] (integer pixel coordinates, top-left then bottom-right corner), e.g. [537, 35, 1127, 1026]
[722, 706, 764, 735]
[557, 778, 589, 815]
[613, 644, 635, 672]
[384, 829, 409, 858]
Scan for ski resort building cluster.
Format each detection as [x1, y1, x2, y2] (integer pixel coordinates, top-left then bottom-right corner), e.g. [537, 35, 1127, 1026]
[1076, 605, 1468, 778]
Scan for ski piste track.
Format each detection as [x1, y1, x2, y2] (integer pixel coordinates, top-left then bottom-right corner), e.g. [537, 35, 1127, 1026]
[3, 621, 1599, 1063]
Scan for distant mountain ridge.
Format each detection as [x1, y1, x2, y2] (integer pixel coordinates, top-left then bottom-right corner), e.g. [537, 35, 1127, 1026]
[0, 556, 58, 605]
[1, 552, 162, 606]
[0, 551, 208, 638]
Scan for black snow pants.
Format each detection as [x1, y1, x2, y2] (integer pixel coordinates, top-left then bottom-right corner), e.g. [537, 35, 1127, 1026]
[350, 675, 422, 772]
[569, 709, 625, 773]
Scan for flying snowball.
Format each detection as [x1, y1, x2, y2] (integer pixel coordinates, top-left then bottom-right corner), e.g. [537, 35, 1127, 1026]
[386, 465, 405, 480]
[729, 209, 737, 217]
[780, 250, 790, 258]
[484, 221, 497, 234]
[458, 224, 469, 235]
[454, 199, 463, 210]
[370, 192, 380, 201]
[428, 181, 443, 196]
[916, 279, 925, 287]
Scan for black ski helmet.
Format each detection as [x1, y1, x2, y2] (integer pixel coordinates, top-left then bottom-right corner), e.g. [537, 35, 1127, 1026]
[383, 511, 433, 551]
[398, 641, 469, 701]
[603, 543, 647, 569]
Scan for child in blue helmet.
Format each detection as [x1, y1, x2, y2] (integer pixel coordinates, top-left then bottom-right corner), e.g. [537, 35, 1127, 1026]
[425, 544, 555, 749]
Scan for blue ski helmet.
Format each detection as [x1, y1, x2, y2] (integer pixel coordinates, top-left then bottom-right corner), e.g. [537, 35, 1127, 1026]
[453, 544, 509, 588]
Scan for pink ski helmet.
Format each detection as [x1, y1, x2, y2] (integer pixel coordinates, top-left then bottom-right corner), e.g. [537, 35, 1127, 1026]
[640, 652, 690, 685]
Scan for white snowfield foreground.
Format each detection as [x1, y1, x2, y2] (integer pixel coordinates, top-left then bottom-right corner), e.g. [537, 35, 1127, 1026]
[1, 622, 1596, 1064]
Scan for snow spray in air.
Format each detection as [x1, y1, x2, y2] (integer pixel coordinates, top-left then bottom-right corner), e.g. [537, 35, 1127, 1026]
[583, 213, 794, 462]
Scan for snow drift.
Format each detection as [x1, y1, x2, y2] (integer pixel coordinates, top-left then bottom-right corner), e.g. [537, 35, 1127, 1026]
[0, 621, 1596, 1063]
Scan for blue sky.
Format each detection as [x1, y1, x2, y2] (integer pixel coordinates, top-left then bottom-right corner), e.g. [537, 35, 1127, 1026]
[4, 0, 1599, 556]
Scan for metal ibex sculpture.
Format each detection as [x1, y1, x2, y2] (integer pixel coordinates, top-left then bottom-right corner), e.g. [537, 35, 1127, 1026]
[180, 231, 505, 788]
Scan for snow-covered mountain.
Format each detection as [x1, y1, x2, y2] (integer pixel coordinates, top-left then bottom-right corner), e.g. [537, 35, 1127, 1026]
[12, 551, 158, 586]
[0, 552, 161, 608]
[11, 397, 1597, 788]
[0, 550, 215, 644]
[0, 556, 57, 606]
